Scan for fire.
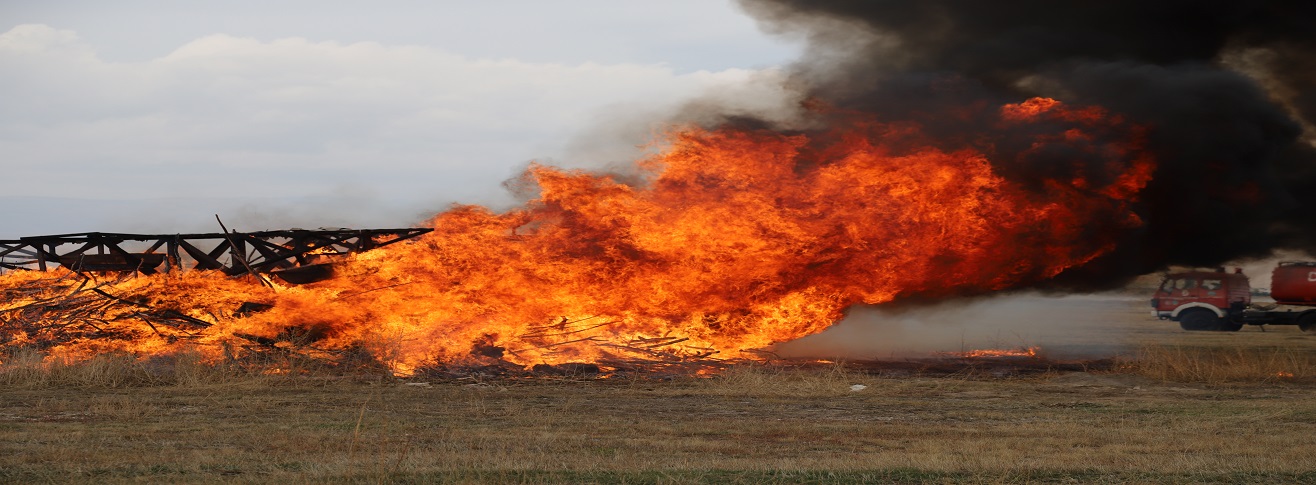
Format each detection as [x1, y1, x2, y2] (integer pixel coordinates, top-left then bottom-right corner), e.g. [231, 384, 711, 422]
[938, 347, 1040, 359]
[0, 97, 1153, 374]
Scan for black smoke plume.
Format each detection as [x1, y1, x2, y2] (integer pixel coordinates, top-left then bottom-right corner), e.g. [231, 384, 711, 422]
[732, 0, 1316, 288]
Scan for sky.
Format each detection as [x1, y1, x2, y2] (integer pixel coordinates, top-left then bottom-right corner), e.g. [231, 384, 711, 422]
[0, 1, 801, 238]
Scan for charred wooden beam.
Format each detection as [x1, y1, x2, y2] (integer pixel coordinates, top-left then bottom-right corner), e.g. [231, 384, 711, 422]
[178, 239, 227, 271]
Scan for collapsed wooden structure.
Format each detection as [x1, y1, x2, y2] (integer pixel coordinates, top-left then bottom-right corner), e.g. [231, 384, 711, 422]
[0, 267, 729, 378]
[0, 228, 432, 281]
[0, 225, 732, 376]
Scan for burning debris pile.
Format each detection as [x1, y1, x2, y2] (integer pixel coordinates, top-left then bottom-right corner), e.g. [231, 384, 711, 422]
[0, 264, 1096, 378]
[4, 1, 1316, 376]
[0, 228, 433, 373]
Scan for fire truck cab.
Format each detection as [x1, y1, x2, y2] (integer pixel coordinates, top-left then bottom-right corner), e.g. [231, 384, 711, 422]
[1151, 268, 1250, 331]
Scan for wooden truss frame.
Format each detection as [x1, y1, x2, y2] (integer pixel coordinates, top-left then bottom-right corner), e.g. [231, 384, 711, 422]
[0, 228, 432, 276]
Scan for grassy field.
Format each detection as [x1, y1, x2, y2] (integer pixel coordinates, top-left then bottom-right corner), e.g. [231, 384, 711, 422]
[4, 297, 1316, 484]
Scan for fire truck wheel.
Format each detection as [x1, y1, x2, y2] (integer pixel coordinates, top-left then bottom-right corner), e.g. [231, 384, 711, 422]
[1298, 314, 1316, 333]
[1178, 308, 1221, 331]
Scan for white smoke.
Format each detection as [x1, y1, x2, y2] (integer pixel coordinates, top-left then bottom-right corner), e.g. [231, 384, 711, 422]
[773, 292, 1144, 360]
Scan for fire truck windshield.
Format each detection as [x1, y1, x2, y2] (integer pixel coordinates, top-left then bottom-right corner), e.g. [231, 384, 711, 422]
[1160, 277, 1197, 292]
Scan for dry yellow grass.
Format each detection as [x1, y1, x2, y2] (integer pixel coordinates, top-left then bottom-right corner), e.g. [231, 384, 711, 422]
[1127, 344, 1316, 383]
[3, 347, 1316, 484]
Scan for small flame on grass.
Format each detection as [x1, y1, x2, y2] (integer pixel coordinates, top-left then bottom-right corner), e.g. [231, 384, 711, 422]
[938, 346, 1040, 359]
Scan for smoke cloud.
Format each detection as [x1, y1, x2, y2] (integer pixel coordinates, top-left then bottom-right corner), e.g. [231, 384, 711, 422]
[732, 0, 1316, 289]
[774, 294, 1133, 360]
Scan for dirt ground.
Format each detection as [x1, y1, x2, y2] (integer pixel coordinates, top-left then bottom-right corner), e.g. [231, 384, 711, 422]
[4, 295, 1316, 484]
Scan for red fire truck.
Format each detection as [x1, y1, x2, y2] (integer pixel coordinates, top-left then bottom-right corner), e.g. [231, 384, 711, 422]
[1151, 262, 1316, 331]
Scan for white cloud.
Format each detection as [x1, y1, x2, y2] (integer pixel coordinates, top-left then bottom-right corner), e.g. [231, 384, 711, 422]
[0, 23, 792, 226]
[0, 23, 85, 53]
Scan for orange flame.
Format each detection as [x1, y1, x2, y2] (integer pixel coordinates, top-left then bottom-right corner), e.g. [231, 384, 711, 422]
[1, 98, 1153, 374]
[939, 347, 1041, 359]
